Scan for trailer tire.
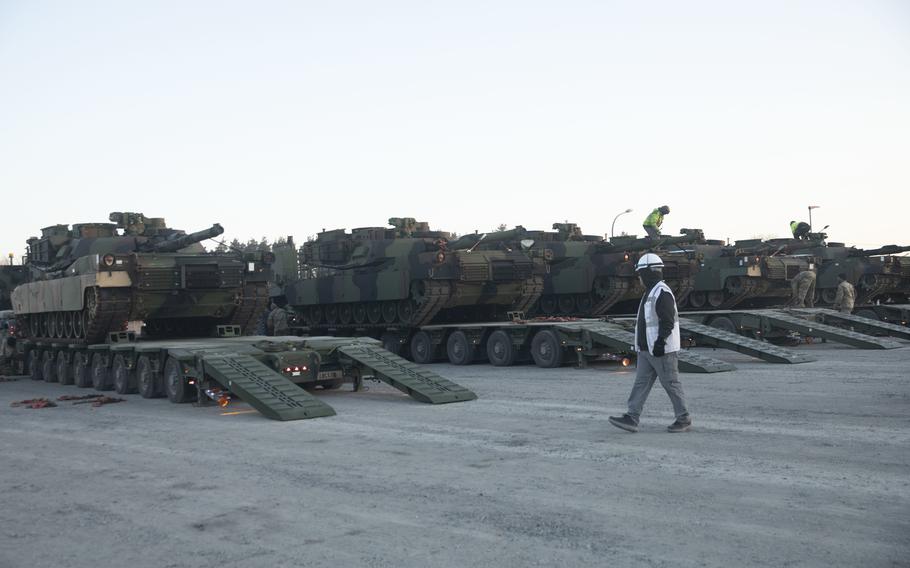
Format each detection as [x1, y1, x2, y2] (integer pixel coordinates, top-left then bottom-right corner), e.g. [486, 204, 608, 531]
[91, 353, 112, 391]
[446, 331, 476, 365]
[73, 353, 92, 388]
[42, 351, 58, 383]
[112, 354, 137, 395]
[57, 351, 73, 385]
[531, 330, 564, 368]
[164, 357, 194, 403]
[486, 330, 516, 367]
[709, 316, 737, 335]
[410, 331, 437, 364]
[137, 356, 162, 398]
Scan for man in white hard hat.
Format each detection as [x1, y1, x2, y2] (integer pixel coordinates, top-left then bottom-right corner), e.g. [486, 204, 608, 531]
[609, 252, 692, 433]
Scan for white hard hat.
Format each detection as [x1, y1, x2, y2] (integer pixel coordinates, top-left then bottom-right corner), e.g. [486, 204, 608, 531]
[635, 253, 664, 271]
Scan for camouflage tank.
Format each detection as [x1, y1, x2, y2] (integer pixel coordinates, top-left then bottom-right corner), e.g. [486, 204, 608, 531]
[663, 237, 814, 310]
[469, 223, 704, 316]
[0, 265, 28, 310]
[10, 212, 272, 344]
[283, 218, 545, 329]
[760, 231, 910, 305]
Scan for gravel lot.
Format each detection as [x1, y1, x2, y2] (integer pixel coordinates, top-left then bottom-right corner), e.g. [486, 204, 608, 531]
[1, 342, 908, 568]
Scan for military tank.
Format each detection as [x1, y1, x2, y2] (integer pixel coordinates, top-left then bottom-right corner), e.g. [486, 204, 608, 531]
[10, 212, 272, 344]
[283, 218, 545, 329]
[0, 265, 28, 310]
[756, 231, 910, 305]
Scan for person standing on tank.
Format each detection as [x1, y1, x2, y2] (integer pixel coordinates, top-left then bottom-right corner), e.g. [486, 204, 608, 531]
[642, 206, 670, 240]
[609, 253, 691, 433]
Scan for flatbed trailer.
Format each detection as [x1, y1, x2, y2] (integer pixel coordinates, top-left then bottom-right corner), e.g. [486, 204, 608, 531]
[850, 304, 910, 327]
[6, 326, 476, 421]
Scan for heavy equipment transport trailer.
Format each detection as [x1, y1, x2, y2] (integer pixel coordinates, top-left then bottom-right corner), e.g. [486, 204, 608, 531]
[678, 309, 906, 350]
[11, 329, 477, 421]
[372, 318, 736, 373]
[847, 304, 910, 329]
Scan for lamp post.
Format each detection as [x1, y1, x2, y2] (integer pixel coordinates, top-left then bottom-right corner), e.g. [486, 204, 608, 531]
[611, 209, 633, 238]
[808, 205, 820, 231]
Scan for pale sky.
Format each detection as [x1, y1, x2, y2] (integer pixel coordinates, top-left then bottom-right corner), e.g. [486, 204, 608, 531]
[1, 0, 908, 260]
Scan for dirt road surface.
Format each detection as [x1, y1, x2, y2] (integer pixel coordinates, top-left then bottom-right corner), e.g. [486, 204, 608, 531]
[1, 343, 908, 568]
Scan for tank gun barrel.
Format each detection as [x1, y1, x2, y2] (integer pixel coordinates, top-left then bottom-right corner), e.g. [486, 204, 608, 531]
[145, 224, 224, 253]
[447, 226, 527, 251]
[852, 244, 910, 257]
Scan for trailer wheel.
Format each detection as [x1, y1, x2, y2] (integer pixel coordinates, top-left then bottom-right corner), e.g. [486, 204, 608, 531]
[28, 350, 43, 381]
[91, 353, 112, 391]
[854, 309, 878, 321]
[164, 357, 195, 403]
[486, 330, 516, 367]
[57, 351, 73, 385]
[709, 316, 737, 334]
[410, 331, 437, 364]
[531, 330, 564, 368]
[446, 331, 476, 365]
[42, 351, 58, 383]
[73, 353, 92, 388]
[112, 354, 137, 395]
[137, 356, 162, 398]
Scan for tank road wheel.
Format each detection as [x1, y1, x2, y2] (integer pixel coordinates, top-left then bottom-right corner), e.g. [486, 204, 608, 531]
[339, 304, 354, 325]
[63, 312, 75, 338]
[688, 291, 707, 309]
[28, 350, 43, 381]
[531, 330, 564, 368]
[446, 331, 476, 365]
[324, 304, 339, 325]
[538, 295, 557, 315]
[42, 351, 58, 383]
[137, 355, 162, 399]
[57, 351, 73, 385]
[73, 353, 92, 388]
[709, 316, 737, 335]
[91, 353, 113, 391]
[557, 295, 576, 314]
[112, 354, 137, 395]
[306, 306, 323, 327]
[73, 310, 85, 339]
[164, 357, 195, 403]
[397, 300, 416, 325]
[366, 303, 383, 324]
[410, 331, 437, 364]
[381, 301, 398, 324]
[38, 314, 49, 339]
[352, 303, 367, 325]
[575, 294, 594, 314]
[55, 312, 67, 338]
[486, 330, 516, 367]
[707, 291, 725, 308]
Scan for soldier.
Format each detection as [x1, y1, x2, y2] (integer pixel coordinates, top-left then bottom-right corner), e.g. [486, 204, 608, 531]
[832, 273, 856, 314]
[266, 302, 290, 336]
[790, 268, 817, 308]
[642, 206, 670, 239]
[790, 220, 811, 240]
[609, 253, 692, 433]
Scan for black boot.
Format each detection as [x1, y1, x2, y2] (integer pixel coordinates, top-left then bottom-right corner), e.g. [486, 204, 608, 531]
[609, 414, 639, 432]
[667, 416, 692, 433]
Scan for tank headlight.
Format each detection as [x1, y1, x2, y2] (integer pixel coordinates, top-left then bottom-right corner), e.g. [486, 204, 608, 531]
[435, 251, 446, 264]
[102, 254, 116, 267]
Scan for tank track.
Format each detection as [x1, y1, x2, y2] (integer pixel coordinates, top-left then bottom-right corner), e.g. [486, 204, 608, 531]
[229, 282, 271, 335]
[410, 280, 452, 327]
[591, 277, 635, 316]
[25, 287, 131, 346]
[719, 277, 764, 309]
[855, 274, 900, 305]
[512, 276, 545, 315]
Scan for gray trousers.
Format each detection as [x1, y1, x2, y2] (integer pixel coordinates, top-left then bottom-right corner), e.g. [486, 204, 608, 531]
[643, 225, 660, 239]
[627, 351, 689, 421]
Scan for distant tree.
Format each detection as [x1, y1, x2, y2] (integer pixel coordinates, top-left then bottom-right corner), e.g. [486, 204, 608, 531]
[258, 237, 270, 251]
[229, 238, 243, 251]
[245, 238, 258, 252]
[214, 241, 228, 253]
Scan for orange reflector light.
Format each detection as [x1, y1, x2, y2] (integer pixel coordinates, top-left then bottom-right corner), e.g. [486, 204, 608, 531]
[621, 358, 631, 367]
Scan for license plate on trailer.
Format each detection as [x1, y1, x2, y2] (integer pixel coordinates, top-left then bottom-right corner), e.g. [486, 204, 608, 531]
[291, 371, 301, 377]
[317, 370, 343, 381]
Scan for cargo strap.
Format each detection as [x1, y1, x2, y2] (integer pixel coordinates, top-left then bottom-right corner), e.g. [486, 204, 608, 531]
[202, 353, 336, 420]
[678, 318, 815, 364]
[554, 321, 735, 373]
[750, 310, 903, 349]
[336, 343, 477, 403]
[789, 308, 910, 341]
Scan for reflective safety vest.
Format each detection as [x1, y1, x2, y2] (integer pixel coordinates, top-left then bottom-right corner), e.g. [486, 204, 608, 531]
[633, 281, 681, 353]
[643, 208, 663, 228]
[790, 221, 799, 236]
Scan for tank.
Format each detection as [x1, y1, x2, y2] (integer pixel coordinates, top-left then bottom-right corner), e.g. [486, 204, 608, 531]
[0, 265, 28, 310]
[470, 223, 705, 316]
[758, 232, 910, 305]
[10, 212, 272, 343]
[283, 218, 546, 329]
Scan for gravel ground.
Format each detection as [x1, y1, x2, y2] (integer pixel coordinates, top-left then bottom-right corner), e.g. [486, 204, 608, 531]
[1, 342, 908, 568]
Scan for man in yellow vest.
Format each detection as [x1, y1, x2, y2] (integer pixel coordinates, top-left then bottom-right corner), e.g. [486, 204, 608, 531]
[790, 220, 811, 240]
[609, 253, 691, 433]
[642, 206, 670, 239]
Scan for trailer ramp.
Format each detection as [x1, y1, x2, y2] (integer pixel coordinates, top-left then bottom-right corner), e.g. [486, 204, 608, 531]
[752, 310, 903, 350]
[678, 319, 815, 364]
[555, 321, 736, 374]
[790, 308, 910, 341]
[202, 353, 336, 420]
[337, 343, 477, 404]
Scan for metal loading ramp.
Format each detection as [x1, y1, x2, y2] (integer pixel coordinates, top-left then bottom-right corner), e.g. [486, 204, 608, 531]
[202, 353, 336, 421]
[337, 343, 477, 404]
[749, 310, 904, 349]
[790, 308, 910, 341]
[678, 319, 816, 364]
[554, 321, 736, 374]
